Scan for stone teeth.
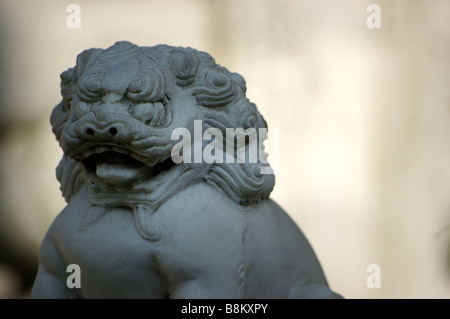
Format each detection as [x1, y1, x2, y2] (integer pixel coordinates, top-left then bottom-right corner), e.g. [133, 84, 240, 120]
[112, 146, 131, 156]
[96, 146, 110, 154]
[111, 146, 122, 153]
[130, 152, 146, 163]
[145, 159, 157, 167]
[80, 144, 148, 163]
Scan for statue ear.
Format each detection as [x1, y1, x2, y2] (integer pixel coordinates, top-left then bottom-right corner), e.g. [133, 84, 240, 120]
[75, 48, 101, 78]
[230, 72, 246, 93]
[56, 155, 85, 203]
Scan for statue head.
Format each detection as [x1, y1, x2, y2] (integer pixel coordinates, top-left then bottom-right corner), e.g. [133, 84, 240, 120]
[50, 42, 275, 238]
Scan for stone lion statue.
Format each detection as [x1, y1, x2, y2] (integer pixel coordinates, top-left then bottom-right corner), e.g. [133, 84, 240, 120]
[31, 41, 341, 298]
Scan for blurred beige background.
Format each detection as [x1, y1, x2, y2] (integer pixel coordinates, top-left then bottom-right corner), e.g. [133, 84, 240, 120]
[0, 0, 449, 298]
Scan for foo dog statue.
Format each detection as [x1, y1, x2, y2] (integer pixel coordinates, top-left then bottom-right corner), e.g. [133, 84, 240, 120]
[31, 41, 341, 298]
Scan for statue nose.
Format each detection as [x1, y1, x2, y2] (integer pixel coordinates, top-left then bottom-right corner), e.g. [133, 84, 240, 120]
[85, 124, 120, 139]
[76, 101, 136, 142]
[83, 123, 120, 139]
[83, 103, 126, 139]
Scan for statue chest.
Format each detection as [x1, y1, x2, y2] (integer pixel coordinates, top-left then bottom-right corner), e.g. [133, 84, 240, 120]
[53, 184, 248, 298]
[59, 205, 168, 298]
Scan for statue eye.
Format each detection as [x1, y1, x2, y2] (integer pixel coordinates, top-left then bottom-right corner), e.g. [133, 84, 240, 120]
[85, 78, 101, 92]
[127, 72, 165, 103]
[127, 77, 149, 102]
[128, 78, 145, 93]
[77, 76, 103, 102]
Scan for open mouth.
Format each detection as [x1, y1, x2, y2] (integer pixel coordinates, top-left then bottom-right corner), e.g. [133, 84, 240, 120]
[81, 147, 175, 185]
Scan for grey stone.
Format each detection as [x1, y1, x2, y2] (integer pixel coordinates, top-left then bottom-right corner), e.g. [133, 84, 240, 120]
[31, 41, 341, 298]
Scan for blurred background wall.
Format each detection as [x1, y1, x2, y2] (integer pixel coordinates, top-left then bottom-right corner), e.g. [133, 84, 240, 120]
[0, 0, 449, 298]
